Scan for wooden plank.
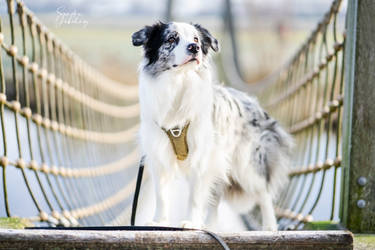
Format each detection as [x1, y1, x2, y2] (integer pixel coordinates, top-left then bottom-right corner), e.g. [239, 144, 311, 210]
[341, 0, 375, 233]
[0, 229, 353, 249]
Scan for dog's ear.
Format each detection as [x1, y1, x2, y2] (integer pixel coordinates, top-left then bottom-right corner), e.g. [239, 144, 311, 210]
[132, 26, 152, 46]
[194, 24, 219, 53]
[132, 22, 166, 47]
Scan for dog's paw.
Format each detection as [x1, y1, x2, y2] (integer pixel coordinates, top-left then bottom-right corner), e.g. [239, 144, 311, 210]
[181, 220, 204, 229]
[262, 224, 278, 231]
[146, 220, 169, 227]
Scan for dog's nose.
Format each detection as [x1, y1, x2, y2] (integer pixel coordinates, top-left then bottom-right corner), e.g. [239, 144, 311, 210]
[187, 43, 200, 54]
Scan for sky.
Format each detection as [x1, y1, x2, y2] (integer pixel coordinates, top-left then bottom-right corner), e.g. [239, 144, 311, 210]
[22, 0, 338, 17]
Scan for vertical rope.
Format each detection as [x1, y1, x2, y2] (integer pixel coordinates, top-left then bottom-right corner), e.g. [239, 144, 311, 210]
[0, 0, 139, 226]
[0, 17, 11, 217]
[253, 0, 345, 229]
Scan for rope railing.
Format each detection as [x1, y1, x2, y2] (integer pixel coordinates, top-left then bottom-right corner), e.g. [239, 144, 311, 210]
[221, 0, 346, 229]
[260, 0, 345, 229]
[263, 0, 345, 229]
[0, 0, 140, 227]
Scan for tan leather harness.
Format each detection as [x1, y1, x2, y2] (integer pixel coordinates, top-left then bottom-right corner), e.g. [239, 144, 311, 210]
[162, 122, 190, 161]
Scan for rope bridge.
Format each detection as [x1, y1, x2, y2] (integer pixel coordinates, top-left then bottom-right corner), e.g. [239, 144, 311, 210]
[0, 0, 373, 236]
[0, 0, 140, 227]
[221, 0, 351, 230]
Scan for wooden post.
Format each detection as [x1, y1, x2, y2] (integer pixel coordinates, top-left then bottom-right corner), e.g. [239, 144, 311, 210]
[341, 0, 375, 233]
[223, 0, 243, 79]
[165, 0, 174, 22]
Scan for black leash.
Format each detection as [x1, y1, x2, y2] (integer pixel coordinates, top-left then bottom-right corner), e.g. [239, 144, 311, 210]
[129, 156, 230, 250]
[131, 155, 145, 226]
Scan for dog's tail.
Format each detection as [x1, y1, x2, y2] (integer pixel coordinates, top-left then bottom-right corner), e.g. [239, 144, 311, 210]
[256, 118, 294, 200]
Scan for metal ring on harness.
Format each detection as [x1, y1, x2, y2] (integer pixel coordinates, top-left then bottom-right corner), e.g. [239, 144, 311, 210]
[162, 122, 190, 161]
[170, 128, 182, 137]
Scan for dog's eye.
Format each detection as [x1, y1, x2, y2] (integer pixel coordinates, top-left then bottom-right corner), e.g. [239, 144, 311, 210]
[194, 37, 199, 43]
[167, 37, 175, 44]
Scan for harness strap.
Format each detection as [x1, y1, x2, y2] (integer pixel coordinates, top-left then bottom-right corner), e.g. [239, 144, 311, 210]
[162, 122, 190, 161]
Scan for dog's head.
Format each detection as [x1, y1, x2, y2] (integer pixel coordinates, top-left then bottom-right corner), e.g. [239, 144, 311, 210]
[132, 22, 219, 75]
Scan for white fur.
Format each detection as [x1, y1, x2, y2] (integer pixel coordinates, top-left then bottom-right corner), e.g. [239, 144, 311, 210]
[136, 22, 292, 230]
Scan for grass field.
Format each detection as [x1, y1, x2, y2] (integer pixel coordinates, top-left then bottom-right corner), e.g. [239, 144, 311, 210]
[0, 12, 313, 86]
[50, 27, 142, 85]
[48, 26, 309, 85]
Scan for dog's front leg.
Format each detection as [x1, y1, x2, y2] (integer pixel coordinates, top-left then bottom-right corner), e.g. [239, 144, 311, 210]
[259, 191, 278, 231]
[182, 171, 212, 229]
[205, 190, 220, 228]
[149, 166, 171, 226]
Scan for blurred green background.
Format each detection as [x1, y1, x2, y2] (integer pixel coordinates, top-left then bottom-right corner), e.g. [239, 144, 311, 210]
[13, 0, 344, 85]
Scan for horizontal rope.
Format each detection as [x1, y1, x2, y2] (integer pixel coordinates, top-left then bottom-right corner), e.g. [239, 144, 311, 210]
[289, 95, 343, 134]
[85, 69, 139, 101]
[266, 42, 344, 109]
[70, 124, 139, 144]
[105, 174, 149, 226]
[26, 176, 137, 224]
[1, 147, 139, 179]
[1, 98, 138, 144]
[275, 207, 313, 223]
[289, 157, 341, 177]
[70, 177, 136, 219]
[72, 148, 139, 178]
[1, 42, 139, 119]
[15, 1, 139, 101]
[271, 0, 342, 86]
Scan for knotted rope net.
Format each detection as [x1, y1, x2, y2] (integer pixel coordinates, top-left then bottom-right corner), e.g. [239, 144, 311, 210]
[256, 0, 346, 229]
[0, 0, 139, 227]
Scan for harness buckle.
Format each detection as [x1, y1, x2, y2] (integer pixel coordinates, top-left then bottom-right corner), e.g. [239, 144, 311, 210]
[169, 127, 182, 137]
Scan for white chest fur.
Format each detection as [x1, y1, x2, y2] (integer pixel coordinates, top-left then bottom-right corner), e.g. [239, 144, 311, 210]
[138, 67, 214, 172]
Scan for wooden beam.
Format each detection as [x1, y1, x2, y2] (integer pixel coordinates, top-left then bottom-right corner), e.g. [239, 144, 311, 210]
[0, 229, 353, 249]
[341, 0, 375, 233]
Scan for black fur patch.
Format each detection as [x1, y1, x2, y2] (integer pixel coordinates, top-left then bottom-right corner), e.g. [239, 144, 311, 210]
[131, 22, 171, 67]
[143, 22, 169, 66]
[254, 145, 271, 183]
[260, 120, 280, 142]
[250, 118, 259, 127]
[194, 24, 219, 54]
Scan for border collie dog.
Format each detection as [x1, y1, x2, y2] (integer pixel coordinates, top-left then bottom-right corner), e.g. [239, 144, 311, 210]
[132, 22, 293, 230]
